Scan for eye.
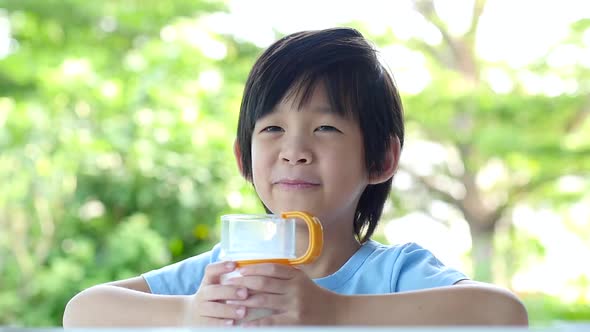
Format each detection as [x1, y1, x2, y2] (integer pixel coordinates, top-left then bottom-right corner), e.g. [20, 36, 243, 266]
[260, 126, 283, 133]
[315, 125, 341, 133]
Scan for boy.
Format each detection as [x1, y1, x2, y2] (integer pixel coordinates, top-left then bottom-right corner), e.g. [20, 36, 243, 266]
[63, 27, 528, 327]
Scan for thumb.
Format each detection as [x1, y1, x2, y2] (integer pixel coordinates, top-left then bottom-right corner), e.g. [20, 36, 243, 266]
[202, 261, 236, 285]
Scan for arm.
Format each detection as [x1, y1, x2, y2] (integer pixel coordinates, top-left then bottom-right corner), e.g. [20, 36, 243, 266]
[225, 264, 528, 326]
[335, 281, 528, 326]
[63, 262, 249, 327]
[62, 277, 188, 327]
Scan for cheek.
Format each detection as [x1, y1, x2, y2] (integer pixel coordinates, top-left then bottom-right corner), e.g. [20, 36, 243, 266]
[251, 155, 263, 185]
[250, 144, 273, 188]
[330, 143, 366, 170]
[326, 150, 368, 189]
[250, 141, 263, 173]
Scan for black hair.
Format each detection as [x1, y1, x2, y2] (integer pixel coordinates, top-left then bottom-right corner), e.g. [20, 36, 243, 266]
[237, 27, 404, 242]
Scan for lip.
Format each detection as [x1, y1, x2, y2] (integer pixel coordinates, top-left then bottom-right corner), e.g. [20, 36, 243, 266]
[276, 179, 319, 185]
[273, 178, 320, 189]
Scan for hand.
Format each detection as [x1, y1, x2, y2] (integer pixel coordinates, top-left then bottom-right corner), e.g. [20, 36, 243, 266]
[225, 263, 341, 326]
[183, 261, 249, 326]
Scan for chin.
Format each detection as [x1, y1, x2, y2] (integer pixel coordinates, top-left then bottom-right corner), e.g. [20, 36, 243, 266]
[272, 204, 322, 216]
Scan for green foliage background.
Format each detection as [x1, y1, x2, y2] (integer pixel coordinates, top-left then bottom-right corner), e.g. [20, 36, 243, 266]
[1, 0, 589, 327]
[0, 0, 263, 325]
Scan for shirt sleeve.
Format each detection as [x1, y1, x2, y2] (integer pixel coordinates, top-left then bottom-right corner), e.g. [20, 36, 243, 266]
[393, 242, 468, 292]
[142, 244, 221, 295]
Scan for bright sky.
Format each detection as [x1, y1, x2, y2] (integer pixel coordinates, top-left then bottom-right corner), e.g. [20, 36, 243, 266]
[220, 0, 588, 50]
[201, 0, 590, 96]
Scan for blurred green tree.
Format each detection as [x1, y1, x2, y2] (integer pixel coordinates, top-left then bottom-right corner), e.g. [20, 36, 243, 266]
[0, 0, 262, 326]
[365, 0, 590, 283]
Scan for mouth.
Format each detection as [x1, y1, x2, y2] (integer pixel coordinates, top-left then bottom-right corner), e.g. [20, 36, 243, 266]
[273, 179, 320, 190]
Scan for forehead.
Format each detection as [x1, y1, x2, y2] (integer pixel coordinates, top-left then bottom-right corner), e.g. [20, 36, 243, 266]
[278, 81, 329, 111]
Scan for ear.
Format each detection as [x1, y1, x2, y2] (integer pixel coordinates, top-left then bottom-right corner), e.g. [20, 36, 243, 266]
[368, 135, 401, 185]
[233, 139, 246, 179]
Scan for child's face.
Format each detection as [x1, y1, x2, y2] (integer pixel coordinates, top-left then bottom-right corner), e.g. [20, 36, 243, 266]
[250, 82, 369, 225]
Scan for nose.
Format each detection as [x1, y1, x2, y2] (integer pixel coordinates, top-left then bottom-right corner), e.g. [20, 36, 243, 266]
[279, 136, 313, 165]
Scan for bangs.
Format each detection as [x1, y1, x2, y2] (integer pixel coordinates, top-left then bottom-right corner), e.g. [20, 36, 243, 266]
[283, 71, 362, 119]
[243, 29, 380, 129]
[253, 66, 371, 126]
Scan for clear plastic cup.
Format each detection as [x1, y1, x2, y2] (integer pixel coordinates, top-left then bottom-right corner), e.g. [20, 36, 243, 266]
[220, 214, 297, 261]
[218, 211, 323, 324]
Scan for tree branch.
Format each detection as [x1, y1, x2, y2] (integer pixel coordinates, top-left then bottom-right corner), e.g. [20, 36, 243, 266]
[413, 0, 461, 61]
[407, 38, 454, 68]
[565, 94, 590, 133]
[399, 164, 462, 206]
[467, 0, 487, 39]
[413, 0, 481, 82]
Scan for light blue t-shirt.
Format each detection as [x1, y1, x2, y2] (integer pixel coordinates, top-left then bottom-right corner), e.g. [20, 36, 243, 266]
[142, 240, 468, 295]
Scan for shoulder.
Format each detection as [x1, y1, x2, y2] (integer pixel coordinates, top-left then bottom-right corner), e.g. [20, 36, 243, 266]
[362, 240, 426, 261]
[375, 241, 468, 291]
[366, 240, 447, 265]
[358, 240, 467, 291]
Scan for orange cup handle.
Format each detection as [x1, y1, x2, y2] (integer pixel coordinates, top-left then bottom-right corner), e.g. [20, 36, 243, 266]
[283, 211, 323, 265]
[235, 211, 323, 267]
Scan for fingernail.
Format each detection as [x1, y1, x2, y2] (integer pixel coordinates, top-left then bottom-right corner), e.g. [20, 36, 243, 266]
[236, 307, 246, 318]
[225, 262, 236, 270]
[225, 319, 234, 326]
[237, 288, 247, 298]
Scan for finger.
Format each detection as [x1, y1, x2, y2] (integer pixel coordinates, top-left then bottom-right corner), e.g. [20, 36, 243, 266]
[241, 314, 282, 327]
[238, 263, 298, 279]
[194, 316, 236, 327]
[226, 275, 286, 294]
[198, 301, 248, 321]
[226, 293, 287, 311]
[199, 284, 248, 302]
[243, 311, 299, 327]
[202, 261, 236, 285]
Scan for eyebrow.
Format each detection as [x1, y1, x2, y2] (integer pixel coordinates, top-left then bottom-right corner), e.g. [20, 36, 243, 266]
[306, 105, 355, 122]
